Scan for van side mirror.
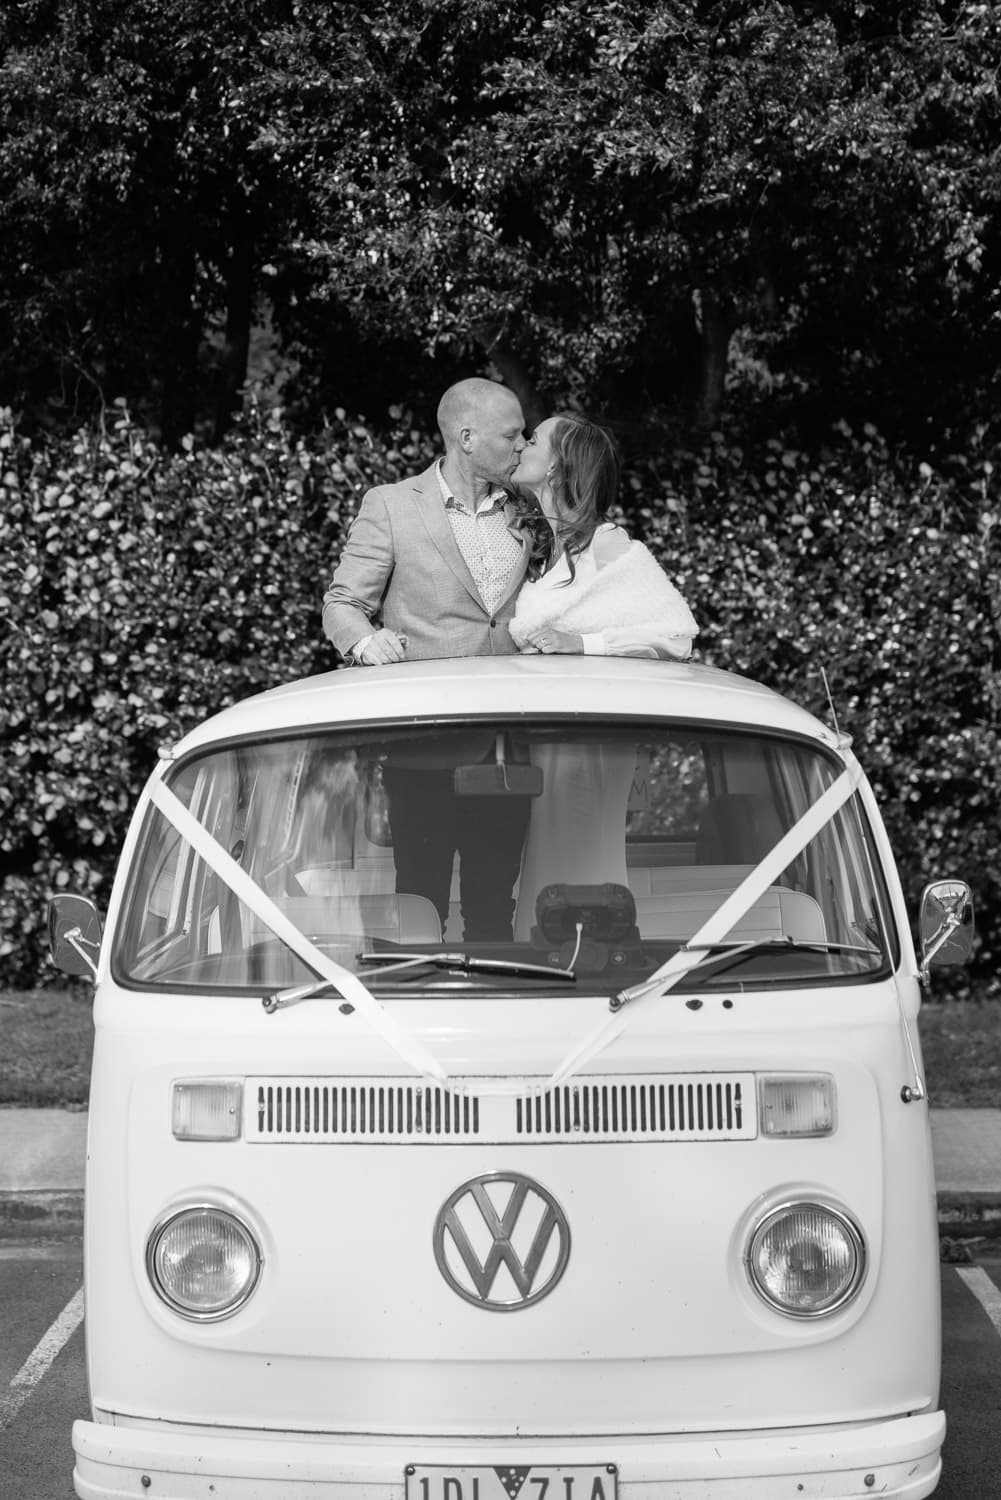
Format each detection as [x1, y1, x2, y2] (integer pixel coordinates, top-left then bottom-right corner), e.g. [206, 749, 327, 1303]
[48, 894, 103, 979]
[919, 879, 974, 978]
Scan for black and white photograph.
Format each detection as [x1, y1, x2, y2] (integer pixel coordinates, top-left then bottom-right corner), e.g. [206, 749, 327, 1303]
[2, 4, 1000, 1497]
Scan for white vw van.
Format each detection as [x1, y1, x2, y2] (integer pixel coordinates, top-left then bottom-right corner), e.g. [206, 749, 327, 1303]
[50, 656, 974, 1500]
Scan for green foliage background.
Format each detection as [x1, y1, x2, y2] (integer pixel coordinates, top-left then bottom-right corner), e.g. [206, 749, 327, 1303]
[2, 403, 997, 989]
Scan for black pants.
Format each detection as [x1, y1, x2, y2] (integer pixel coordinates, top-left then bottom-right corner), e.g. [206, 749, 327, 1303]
[382, 765, 531, 942]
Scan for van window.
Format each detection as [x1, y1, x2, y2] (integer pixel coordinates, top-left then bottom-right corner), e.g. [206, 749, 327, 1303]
[114, 721, 897, 996]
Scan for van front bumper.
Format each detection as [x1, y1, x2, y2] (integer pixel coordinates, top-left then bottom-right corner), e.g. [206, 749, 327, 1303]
[74, 1411, 945, 1500]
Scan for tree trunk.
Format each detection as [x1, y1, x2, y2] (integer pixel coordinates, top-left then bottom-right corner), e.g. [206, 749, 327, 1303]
[475, 331, 547, 430]
[693, 287, 737, 435]
[157, 242, 201, 448]
[214, 203, 254, 443]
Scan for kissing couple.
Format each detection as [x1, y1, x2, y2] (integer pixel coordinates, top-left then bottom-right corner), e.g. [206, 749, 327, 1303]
[320, 377, 699, 945]
[321, 376, 698, 669]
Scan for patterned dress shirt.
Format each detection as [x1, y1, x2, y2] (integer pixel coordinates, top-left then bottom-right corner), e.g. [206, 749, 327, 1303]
[435, 462, 523, 614]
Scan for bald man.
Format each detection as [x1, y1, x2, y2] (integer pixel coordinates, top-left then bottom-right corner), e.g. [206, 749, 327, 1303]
[321, 379, 533, 941]
[322, 378, 529, 665]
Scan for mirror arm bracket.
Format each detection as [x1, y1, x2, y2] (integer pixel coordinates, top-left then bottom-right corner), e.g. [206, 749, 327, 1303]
[918, 910, 962, 986]
[63, 926, 99, 979]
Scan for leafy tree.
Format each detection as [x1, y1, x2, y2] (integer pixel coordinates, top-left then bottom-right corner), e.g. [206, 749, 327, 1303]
[0, 0, 390, 440]
[1, 0, 1000, 445]
[295, 0, 1001, 440]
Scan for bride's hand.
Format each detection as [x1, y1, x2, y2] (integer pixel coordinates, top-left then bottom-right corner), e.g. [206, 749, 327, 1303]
[525, 627, 583, 654]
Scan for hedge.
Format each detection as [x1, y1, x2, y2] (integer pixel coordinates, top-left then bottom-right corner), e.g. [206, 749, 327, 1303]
[0, 401, 434, 983]
[627, 423, 1000, 994]
[1, 404, 998, 991]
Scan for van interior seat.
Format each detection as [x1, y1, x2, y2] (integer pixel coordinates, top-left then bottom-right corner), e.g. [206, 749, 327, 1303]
[626, 841, 697, 869]
[635, 886, 826, 944]
[268, 892, 442, 945]
[627, 863, 755, 899]
[295, 865, 396, 897]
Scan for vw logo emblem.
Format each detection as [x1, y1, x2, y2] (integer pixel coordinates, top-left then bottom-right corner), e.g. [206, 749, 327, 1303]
[433, 1172, 571, 1311]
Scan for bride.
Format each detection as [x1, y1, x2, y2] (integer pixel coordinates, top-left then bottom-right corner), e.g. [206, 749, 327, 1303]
[507, 413, 699, 941]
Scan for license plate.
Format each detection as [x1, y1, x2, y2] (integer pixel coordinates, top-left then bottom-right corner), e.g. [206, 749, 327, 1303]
[405, 1465, 617, 1500]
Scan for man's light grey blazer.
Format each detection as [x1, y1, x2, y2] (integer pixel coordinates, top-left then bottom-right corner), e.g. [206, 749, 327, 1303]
[322, 463, 530, 661]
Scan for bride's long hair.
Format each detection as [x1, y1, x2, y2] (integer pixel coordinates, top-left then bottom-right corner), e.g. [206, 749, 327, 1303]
[510, 414, 621, 582]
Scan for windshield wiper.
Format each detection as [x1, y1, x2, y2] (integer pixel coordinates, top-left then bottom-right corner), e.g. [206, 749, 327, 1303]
[680, 937, 881, 981]
[611, 937, 882, 1012]
[359, 951, 577, 981]
[696, 936, 879, 956]
[264, 951, 576, 1010]
[262, 977, 354, 1013]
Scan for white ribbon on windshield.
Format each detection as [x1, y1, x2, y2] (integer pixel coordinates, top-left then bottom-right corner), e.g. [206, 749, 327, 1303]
[544, 753, 865, 1090]
[147, 778, 450, 1084]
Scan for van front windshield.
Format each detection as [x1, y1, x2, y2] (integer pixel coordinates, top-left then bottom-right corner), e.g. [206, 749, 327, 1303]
[115, 721, 896, 996]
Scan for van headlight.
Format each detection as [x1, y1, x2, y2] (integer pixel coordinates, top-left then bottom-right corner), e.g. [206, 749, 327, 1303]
[745, 1200, 866, 1318]
[146, 1205, 262, 1321]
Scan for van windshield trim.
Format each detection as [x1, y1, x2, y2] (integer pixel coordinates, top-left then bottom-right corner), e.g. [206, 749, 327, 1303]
[165, 713, 844, 782]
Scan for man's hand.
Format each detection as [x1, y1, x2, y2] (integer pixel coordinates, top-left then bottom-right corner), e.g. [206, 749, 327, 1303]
[354, 629, 408, 666]
[520, 626, 583, 655]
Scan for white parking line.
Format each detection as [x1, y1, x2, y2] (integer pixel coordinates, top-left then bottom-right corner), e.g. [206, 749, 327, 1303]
[0, 1285, 84, 1430]
[957, 1265, 1001, 1340]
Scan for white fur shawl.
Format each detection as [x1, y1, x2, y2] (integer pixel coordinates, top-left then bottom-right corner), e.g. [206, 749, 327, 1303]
[509, 538, 698, 646]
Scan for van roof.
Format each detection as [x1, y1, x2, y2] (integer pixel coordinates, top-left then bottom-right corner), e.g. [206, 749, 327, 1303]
[168, 658, 843, 758]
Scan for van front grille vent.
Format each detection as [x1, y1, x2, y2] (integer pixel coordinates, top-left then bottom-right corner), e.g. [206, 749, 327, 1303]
[515, 1074, 754, 1141]
[245, 1073, 755, 1144]
[248, 1079, 481, 1143]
